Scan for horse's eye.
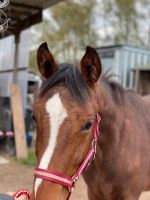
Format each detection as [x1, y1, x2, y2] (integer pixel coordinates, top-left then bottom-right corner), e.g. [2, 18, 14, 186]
[81, 120, 93, 132]
[32, 113, 36, 121]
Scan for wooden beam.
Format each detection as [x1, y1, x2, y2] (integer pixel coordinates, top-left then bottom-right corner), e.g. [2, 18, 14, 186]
[9, 8, 31, 15]
[134, 69, 140, 92]
[10, 84, 28, 159]
[0, 9, 42, 38]
[13, 34, 20, 83]
[0, 1, 64, 39]
[10, 2, 41, 11]
[0, 30, 12, 38]
[14, 10, 42, 33]
[0, 67, 27, 73]
[9, 16, 22, 21]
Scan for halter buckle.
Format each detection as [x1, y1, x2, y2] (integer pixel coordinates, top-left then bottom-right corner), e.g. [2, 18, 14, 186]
[68, 186, 75, 193]
[72, 174, 78, 183]
[91, 139, 97, 160]
[68, 175, 77, 193]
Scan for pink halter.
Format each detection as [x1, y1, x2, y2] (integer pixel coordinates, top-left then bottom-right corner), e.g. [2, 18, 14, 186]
[34, 113, 101, 198]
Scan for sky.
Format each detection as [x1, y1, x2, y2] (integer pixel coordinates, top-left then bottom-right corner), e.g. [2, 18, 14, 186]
[30, 0, 150, 49]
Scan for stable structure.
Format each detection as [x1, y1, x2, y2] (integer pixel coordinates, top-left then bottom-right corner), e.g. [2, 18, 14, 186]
[131, 67, 150, 95]
[1, 0, 63, 39]
[96, 45, 150, 90]
[0, 0, 64, 100]
[0, 0, 64, 159]
[1, 0, 64, 81]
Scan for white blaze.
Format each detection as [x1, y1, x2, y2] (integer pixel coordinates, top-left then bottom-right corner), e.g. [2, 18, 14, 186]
[34, 93, 68, 196]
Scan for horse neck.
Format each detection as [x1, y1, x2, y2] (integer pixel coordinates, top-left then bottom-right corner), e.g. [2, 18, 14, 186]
[83, 81, 124, 184]
[96, 81, 124, 119]
[96, 80, 124, 137]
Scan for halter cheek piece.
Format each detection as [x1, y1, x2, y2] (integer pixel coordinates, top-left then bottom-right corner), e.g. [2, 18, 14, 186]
[34, 113, 101, 199]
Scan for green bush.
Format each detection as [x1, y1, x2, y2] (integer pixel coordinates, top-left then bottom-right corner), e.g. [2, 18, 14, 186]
[21, 149, 36, 166]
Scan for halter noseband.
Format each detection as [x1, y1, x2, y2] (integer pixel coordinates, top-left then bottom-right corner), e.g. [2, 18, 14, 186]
[34, 113, 101, 198]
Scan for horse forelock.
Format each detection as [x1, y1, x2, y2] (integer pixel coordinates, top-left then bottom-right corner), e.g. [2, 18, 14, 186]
[34, 64, 91, 106]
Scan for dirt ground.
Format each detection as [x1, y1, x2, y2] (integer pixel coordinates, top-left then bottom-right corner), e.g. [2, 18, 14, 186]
[0, 156, 150, 200]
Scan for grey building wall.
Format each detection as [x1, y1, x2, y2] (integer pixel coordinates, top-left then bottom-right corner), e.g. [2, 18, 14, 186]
[96, 45, 150, 88]
[0, 30, 30, 109]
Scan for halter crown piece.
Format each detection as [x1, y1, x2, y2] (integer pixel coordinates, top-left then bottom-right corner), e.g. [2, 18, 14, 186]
[34, 113, 101, 199]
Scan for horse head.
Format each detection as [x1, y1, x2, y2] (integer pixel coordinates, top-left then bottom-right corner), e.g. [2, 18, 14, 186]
[31, 42, 102, 200]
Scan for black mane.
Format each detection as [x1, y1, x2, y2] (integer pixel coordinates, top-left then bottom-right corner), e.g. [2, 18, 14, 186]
[36, 63, 125, 105]
[37, 64, 91, 105]
[107, 80, 124, 103]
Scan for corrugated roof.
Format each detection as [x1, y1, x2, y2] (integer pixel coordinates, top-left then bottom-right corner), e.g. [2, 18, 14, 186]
[0, 0, 63, 39]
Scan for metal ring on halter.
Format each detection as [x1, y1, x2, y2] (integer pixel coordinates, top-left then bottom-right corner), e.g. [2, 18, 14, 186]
[67, 174, 77, 193]
[92, 140, 97, 152]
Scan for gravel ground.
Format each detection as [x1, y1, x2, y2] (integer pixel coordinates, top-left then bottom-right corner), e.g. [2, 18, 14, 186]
[0, 156, 150, 200]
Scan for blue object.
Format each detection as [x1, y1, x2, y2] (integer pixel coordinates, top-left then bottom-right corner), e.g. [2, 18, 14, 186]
[0, 194, 14, 200]
[26, 134, 32, 147]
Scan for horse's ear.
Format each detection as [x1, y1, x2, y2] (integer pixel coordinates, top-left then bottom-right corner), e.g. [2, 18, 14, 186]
[80, 46, 102, 87]
[37, 42, 58, 79]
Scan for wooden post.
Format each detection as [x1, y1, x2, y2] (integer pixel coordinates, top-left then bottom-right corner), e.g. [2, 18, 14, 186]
[13, 34, 20, 83]
[10, 33, 27, 159]
[134, 68, 139, 92]
[10, 84, 28, 159]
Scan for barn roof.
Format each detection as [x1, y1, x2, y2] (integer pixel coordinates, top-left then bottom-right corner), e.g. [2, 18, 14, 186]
[1, 0, 63, 39]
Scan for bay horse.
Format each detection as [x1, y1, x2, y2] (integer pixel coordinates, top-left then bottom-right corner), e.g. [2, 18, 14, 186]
[31, 42, 150, 200]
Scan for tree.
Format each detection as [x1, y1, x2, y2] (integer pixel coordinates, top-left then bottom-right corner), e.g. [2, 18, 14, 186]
[96, 0, 150, 47]
[114, 0, 142, 45]
[29, 0, 98, 71]
[29, 0, 150, 72]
